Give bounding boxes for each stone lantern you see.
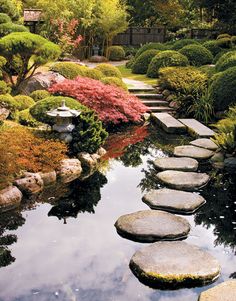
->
[47,100,81,142]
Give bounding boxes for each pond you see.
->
[0,125,235,301]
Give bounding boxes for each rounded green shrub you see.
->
[171,39,200,51]
[30,90,51,102]
[231,36,236,46]
[94,63,122,78]
[135,42,166,59]
[147,50,189,78]
[0,22,28,37]
[215,51,236,72]
[132,49,159,74]
[198,65,216,78]
[0,93,17,118]
[0,80,11,94]
[17,108,40,127]
[210,67,236,111]
[216,38,232,49]
[203,40,223,56]
[0,0,19,21]
[0,13,11,24]
[30,96,88,125]
[213,49,232,64]
[84,68,103,80]
[13,95,35,111]
[217,33,231,40]
[179,44,213,66]
[107,46,125,61]
[101,77,127,90]
[50,62,88,79]
[126,57,135,69]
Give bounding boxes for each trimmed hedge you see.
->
[213,49,232,64]
[107,46,125,61]
[179,44,213,66]
[217,34,231,40]
[0,93,17,118]
[0,80,11,94]
[50,62,88,79]
[13,95,35,111]
[210,67,236,111]
[84,68,103,80]
[198,65,216,78]
[94,63,122,78]
[17,108,40,127]
[135,42,166,58]
[131,49,159,74]
[215,51,236,72]
[101,77,127,90]
[171,39,200,51]
[147,50,189,78]
[216,38,232,49]
[30,90,51,102]
[203,40,223,56]
[231,36,236,46]
[0,13,11,24]
[126,57,135,69]
[0,22,28,37]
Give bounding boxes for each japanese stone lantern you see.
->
[47,100,81,142]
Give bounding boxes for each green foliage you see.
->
[198,65,216,78]
[217,34,231,40]
[0,94,17,118]
[179,44,213,66]
[125,57,135,69]
[30,96,88,125]
[210,67,236,111]
[17,108,40,127]
[30,90,51,102]
[132,49,159,74]
[0,23,28,38]
[171,39,200,51]
[0,32,61,91]
[84,68,103,80]
[101,76,127,90]
[0,0,19,21]
[107,46,125,61]
[50,62,88,79]
[147,50,189,78]
[94,63,122,78]
[0,13,11,24]
[215,51,236,72]
[0,81,11,94]
[216,38,232,49]
[203,40,223,56]
[135,42,166,59]
[231,36,236,46]
[13,95,35,111]
[70,111,108,154]
[212,49,232,64]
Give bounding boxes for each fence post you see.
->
[129,27,133,46]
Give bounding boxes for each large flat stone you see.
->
[154,157,198,171]
[152,113,186,134]
[143,188,206,214]
[174,145,214,160]
[190,138,218,151]
[199,280,236,301]
[115,210,190,242]
[130,241,220,289]
[179,119,215,138]
[156,170,210,191]
[0,186,22,212]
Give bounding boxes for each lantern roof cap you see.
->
[47,100,81,118]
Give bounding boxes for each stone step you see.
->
[151,113,186,134]
[141,100,169,107]
[179,119,215,138]
[150,107,175,113]
[128,87,155,93]
[135,93,163,99]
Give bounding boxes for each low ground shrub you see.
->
[94,63,122,78]
[135,42,166,59]
[171,39,200,51]
[131,49,159,74]
[147,50,189,78]
[203,40,223,56]
[0,126,68,189]
[215,51,236,72]
[0,22,28,37]
[50,62,88,79]
[30,90,51,102]
[0,80,11,94]
[13,95,35,111]
[210,66,236,111]
[30,96,88,125]
[179,44,213,66]
[49,77,148,126]
[0,13,11,24]
[217,34,231,40]
[101,77,127,90]
[107,46,125,61]
[17,108,40,127]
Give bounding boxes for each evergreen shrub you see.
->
[107,46,125,61]
[215,51,236,72]
[94,63,122,78]
[131,49,159,74]
[101,77,127,90]
[13,95,35,111]
[171,39,200,50]
[135,42,166,58]
[30,90,51,102]
[179,44,213,66]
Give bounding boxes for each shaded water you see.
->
[0,125,235,301]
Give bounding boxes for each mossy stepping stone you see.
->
[130,241,220,289]
[115,210,190,242]
[143,188,206,214]
[156,170,210,191]
[174,145,214,160]
[190,138,218,151]
[199,280,236,301]
[154,157,198,171]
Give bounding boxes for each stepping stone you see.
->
[190,138,218,151]
[130,241,220,289]
[156,170,210,191]
[174,145,214,160]
[114,210,190,242]
[143,188,206,214]
[152,113,186,134]
[199,280,236,301]
[154,157,198,172]
[179,119,215,138]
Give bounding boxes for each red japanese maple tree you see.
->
[49,77,148,125]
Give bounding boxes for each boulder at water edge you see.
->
[0,186,22,212]
[199,280,236,301]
